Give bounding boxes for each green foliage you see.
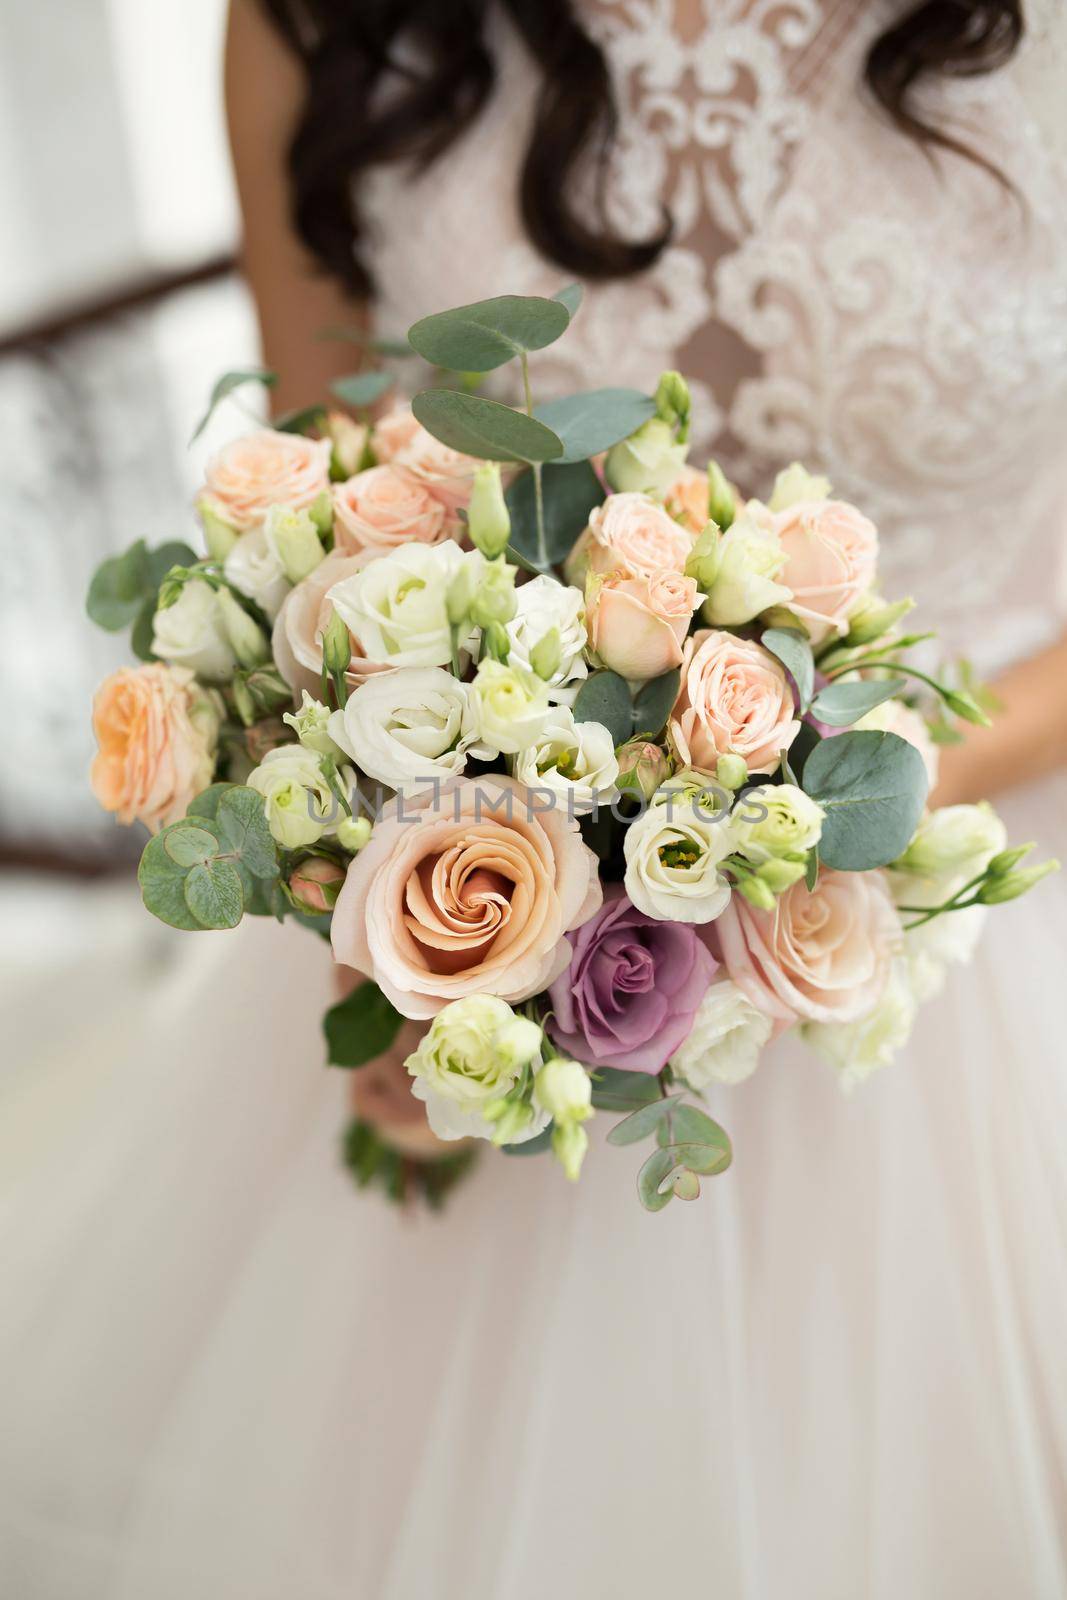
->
[273,404,328,435]
[505,460,604,571]
[632,669,681,738]
[809,677,908,727]
[407,293,571,373]
[411,389,564,464]
[573,668,681,747]
[552,283,584,320]
[190,367,277,443]
[761,626,814,712]
[323,981,404,1069]
[606,1093,684,1146]
[341,1117,478,1210]
[532,387,655,463]
[500,1124,555,1156]
[331,370,394,408]
[137,785,279,931]
[590,1067,665,1113]
[802,729,928,870]
[86,539,197,637]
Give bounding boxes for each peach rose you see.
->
[394,425,482,514]
[272,551,394,701]
[713,869,901,1027]
[372,405,422,464]
[670,629,800,776]
[332,464,452,557]
[198,430,331,533]
[332,776,602,1019]
[773,498,878,643]
[587,569,699,681]
[90,663,221,833]
[664,466,710,535]
[569,492,694,585]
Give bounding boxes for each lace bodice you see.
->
[361,0,1067,672]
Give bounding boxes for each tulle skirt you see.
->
[2,770,1066,1599]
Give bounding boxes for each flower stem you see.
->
[520,350,548,569]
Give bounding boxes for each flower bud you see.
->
[337,814,372,853]
[534,1057,593,1124]
[684,520,723,590]
[283,690,344,756]
[216,587,271,669]
[976,858,1059,904]
[321,607,352,675]
[551,1120,589,1182]
[481,621,512,664]
[469,559,518,628]
[287,855,346,914]
[755,856,807,893]
[716,753,748,791]
[736,874,777,911]
[767,462,832,512]
[615,739,671,801]
[264,504,324,584]
[986,842,1035,877]
[467,462,512,559]
[842,595,915,648]
[605,417,688,496]
[484,1096,535,1147]
[308,489,334,538]
[232,663,295,726]
[197,498,239,561]
[529,625,562,682]
[706,461,736,532]
[942,688,992,728]
[446,562,478,628]
[497,1015,544,1071]
[324,411,369,478]
[654,369,691,435]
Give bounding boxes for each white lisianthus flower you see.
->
[513,708,618,814]
[404,996,547,1142]
[152,579,237,683]
[505,575,588,702]
[854,698,940,787]
[326,540,476,669]
[224,524,292,622]
[694,507,793,627]
[902,902,988,1001]
[623,783,734,923]
[283,690,344,757]
[731,783,824,864]
[329,666,476,791]
[768,462,833,511]
[803,961,917,1091]
[670,979,773,1087]
[247,745,354,849]
[604,417,689,496]
[896,802,1007,885]
[468,659,554,757]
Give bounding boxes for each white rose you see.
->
[896,802,1007,885]
[151,579,237,683]
[247,745,354,850]
[623,785,734,923]
[468,659,553,757]
[854,699,939,787]
[326,541,475,670]
[803,961,917,1091]
[224,525,292,622]
[505,575,589,702]
[698,507,792,627]
[329,667,476,792]
[405,996,547,1142]
[512,708,618,815]
[670,979,773,1087]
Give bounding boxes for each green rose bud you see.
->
[264,504,325,584]
[287,854,346,914]
[467,462,512,559]
[615,739,671,801]
[216,586,271,669]
[706,461,736,532]
[321,607,352,675]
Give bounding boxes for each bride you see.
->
[3,1,1066,1594]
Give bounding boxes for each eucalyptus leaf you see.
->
[500,1124,555,1157]
[407,294,570,373]
[162,824,221,868]
[590,1068,664,1113]
[215,786,279,880]
[323,981,404,1069]
[532,387,655,463]
[809,677,908,727]
[607,1093,683,1147]
[138,829,204,932]
[571,671,633,747]
[186,783,234,822]
[274,404,328,435]
[802,729,928,870]
[662,1103,730,1150]
[184,859,244,930]
[632,669,680,738]
[130,597,157,660]
[657,1139,733,1177]
[637,1147,678,1212]
[762,627,815,712]
[505,459,604,570]
[412,389,563,464]
[553,283,584,320]
[331,370,394,408]
[805,847,819,892]
[672,1168,701,1201]
[190,367,276,443]
[86,541,150,631]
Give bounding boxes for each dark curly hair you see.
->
[259,0,1026,296]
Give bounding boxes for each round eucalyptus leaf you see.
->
[553,283,584,320]
[637,1147,679,1211]
[138,830,203,932]
[501,1124,555,1157]
[533,388,656,463]
[809,677,908,727]
[162,825,221,868]
[505,460,604,570]
[802,729,929,870]
[663,1103,731,1152]
[183,859,244,930]
[407,294,570,373]
[590,1067,665,1113]
[331,370,394,408]
[411,389,564,464]
[761,627,815,711]
[571,670,634,747]
[672,1168,701,1201]
[658,1140,733,1178]
[323,980,404,1069]
[607,1093,683,1147]
[632,669,681,738]
[86,541,150,631]
[215,786,279,880]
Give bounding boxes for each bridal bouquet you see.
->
[87,288,1055,1210]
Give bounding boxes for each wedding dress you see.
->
[3,2,1067,1595]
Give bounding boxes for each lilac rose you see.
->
[547,891,718,1075]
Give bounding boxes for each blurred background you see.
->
[0,0,259,872]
